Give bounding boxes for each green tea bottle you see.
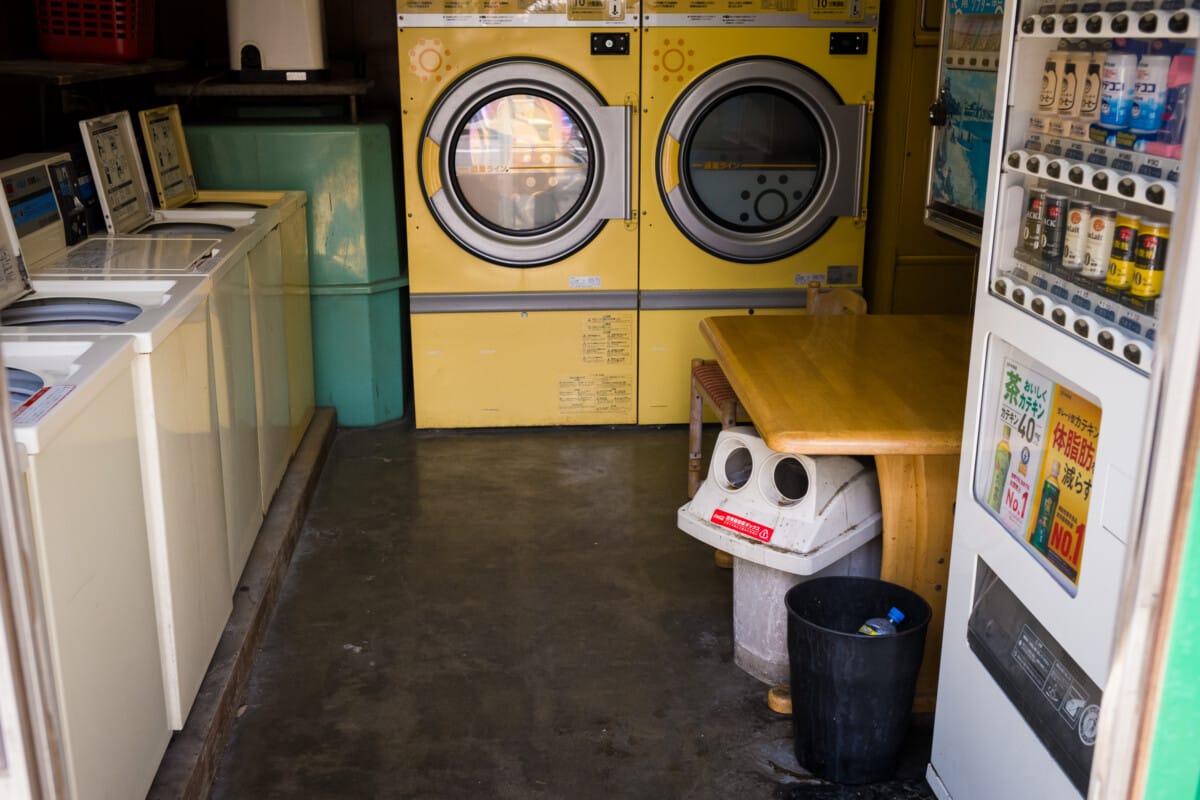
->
[986,424,1013,512]
[1030,461,1062,554]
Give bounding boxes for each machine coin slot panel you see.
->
[591,33,629,56]
[967,561,1100,796]
[828,32,868,55]
[48,160,88,246]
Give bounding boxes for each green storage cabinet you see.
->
[186,122,407,425]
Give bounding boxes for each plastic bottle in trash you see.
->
[858,607,906,636]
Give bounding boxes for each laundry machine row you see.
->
[80,109,314,471]
[0,194,172,799]
[396,0,880,428]
[0,142,311,799]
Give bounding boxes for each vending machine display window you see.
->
[973,336,1102,595]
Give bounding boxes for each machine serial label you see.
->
[711,508,774,542]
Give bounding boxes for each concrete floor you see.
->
[209,424,934,799]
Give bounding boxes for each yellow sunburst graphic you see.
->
[651,38,695,83]
[408,39,453,83]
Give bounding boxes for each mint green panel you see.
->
[1144,461,1200,800]
[310,284,407,426]
[185,123,402,287]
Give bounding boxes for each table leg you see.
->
[874,453,960,714]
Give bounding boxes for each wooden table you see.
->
[701,313,973,712]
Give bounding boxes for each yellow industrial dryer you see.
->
[638,1,880,423]
[398,1,640,428]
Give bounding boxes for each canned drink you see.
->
[1042,52,1068,111]
[1022,188,1048,255]
[1131,55,1171,133]
[1101,52,1138,128]
[1130,221,1169,298]
[1080,51,1105,120]
[1061,200,1092,270]
[1106,213,1141,289]
[1042,193,1069,260]
[1081,206,1117,279]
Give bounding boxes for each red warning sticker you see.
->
[12,385,75,426]
[710,508,774,543]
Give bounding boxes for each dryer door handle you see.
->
[825,103,868,219]
[589,104,632,221]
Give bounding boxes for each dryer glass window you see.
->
[684,90,824,232]
[452,94,592,235]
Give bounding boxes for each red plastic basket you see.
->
[35,0,155,63]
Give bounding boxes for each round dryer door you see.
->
[420,59,631,267]
[658,58,867,263]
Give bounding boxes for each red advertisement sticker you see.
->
[710,508,773,543]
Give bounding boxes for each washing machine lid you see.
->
[658,58,867,264]
[0,185,34,311]
[27,237,218,278]
[420,59,631,268]
[79,111,159,236]
[138,104,203,211]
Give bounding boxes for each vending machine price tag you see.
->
[1136,157,1166,180]
[1085,145,1109,168]
[1117,316,1142,335]
[1111,154,1135,173]
[1070,293,1092,311]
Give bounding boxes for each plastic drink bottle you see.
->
[986,424,1013,512]
[1030,461,1062,554]
[859,607,905,636]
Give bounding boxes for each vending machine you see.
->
[927,1,1199,798]
[926,0,1008,245]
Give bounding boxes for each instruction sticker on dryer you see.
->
[558,375,633,414]
[582,314,632,365]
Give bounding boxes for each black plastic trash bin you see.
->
[785,576,932,784]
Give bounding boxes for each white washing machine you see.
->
[3,333,169,800]
[0,187,231,729]
[4,158,270,594]
[78,120,296,525]
[136,104,312,455]
[31,232,269,591]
